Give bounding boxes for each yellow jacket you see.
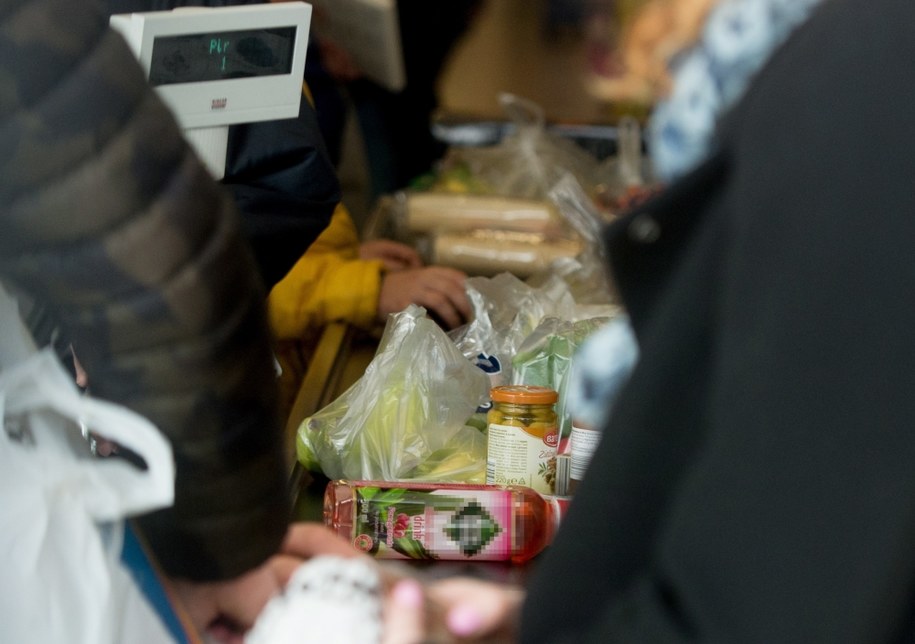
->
[267,203,384,339]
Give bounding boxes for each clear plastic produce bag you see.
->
[297,305,491,483]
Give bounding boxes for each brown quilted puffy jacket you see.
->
[0,0,288,581]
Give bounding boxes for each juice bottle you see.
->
[324,480,568,563]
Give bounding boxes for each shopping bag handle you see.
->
[0,349,175,520]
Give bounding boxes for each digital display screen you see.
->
[149,26,296,86]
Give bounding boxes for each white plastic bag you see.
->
[0,284,177,644]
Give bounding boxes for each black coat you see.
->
[523,0,915,641]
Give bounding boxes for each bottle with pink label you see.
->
[324,480,567,563]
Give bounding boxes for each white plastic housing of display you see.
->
[110,3,311,178]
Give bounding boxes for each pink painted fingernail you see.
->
[447,605,485,636]
[392,579,424,608]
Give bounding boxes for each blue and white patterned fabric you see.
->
[650,0,823,181]
[567,314,639,429]
[569,0,823,432]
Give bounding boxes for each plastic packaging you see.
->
[598,116,661,214]
[297,305,490,483]
[405,192,563,236]
[431,230,583,278]
[450,271,618,392]
[246,556,384,644]
[449,272,578,389]
[486,385,559,495]
[512,315,612,441]
[362,94,614,281]
[435,93,604,201]
[324,480,567,563]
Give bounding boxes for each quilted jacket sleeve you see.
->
[0,0,288,581]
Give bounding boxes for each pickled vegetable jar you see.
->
[486,385,559,495]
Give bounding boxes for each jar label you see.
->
[570,425,601,480]
[351,487,513,561]
[486,422,558,494]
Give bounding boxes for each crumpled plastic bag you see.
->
[450,271,619,387]
[435,93,604,201]
[528,172,619,304]
[297,305,490,483]
[449,272,576,388]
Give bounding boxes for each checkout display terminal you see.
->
[110,2,312,179]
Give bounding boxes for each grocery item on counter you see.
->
[512,315,613,440]
[297,305,489,483]
[404,192,565,237]
[324,480,568,563]
[431,230,583,278]
[434,94,606,203]
[554,453,572,496]
[486,385,559,495]
[568,419,601,494]
[450,272,583,393]
[358,94,618,282]
[512,317,611,391]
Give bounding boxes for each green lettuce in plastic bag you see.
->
[297,305,490,483]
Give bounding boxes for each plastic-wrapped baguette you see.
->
[431,231,582,277]
[405,193,563,236]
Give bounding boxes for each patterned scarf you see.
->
[569,0,824,431]
[649,0,823,181]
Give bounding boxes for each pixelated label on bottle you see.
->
[351,487,513,561]
[486,423,558,495]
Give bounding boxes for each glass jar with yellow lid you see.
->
[486,385,559,495]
